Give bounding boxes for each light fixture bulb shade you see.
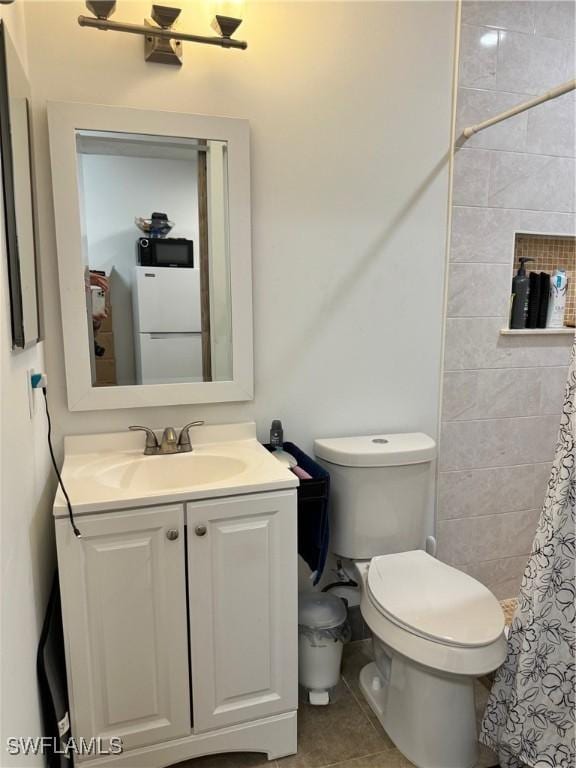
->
[85,0,116,19]
[208,0,245,23]
[211,14,242,38]
[150,4,182,28]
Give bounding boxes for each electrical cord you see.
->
[42,387,82,538]
[322,578,358,593]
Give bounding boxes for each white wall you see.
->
[0,6,55,766]
[81,152,199,384]
[26,1,457,455]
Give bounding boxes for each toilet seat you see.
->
[367,550,504,648]
[356,555,507,676]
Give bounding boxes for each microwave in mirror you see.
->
[138,237,194,268]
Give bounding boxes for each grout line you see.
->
[445,366,571,374]
[438,507,541,524]
[459,21,575,46]
[439,460,553,474]
[448,548,536,560]
[441,465,554,472]
[458,85,545,99]
[451,552,532,567]
[446,364,569,373]
[455,145,576,162]
[450,202,576,215]
[318,750,398,768]
[449,260,516,265]
[452,203,575,214]
[341,667,397,754]
[442,413,562,424]
[451,204,576,217]
[446,315,574,320]
[340,676,372,725]
[444,366,570,373]
[441,412,562,423]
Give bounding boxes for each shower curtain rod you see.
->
[462,78,575,138]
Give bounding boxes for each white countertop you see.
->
[53,422,298,516]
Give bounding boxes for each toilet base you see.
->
[359,657,479,768]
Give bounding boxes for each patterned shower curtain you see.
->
[480,341,575,768]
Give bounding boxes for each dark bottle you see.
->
[269,420,284,450]
[510,257,534,329]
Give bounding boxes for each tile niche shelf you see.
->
[500,327,575,336]
[504,233,576,337]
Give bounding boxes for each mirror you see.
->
[0,21,39,349]
[76,131,232,388]
[48,103,252,411]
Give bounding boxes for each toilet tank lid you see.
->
[314,432,436,467]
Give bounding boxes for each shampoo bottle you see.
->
[546,269,568,329]
[510,257,534,329]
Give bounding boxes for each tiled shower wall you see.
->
[436,0,575,599]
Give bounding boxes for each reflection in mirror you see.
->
[75,130,232,387]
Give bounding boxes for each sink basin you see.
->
[54,422,299,515]
[95,453,248,492]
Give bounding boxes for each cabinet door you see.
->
[56,505,190,753]
[187,491,298,732]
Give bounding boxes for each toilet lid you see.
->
[367,551,504,648]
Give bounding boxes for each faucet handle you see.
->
[178,421,204,450]
[129,426,159,454]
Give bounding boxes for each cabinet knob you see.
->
[166,528,179,541]
[195,524,207,537]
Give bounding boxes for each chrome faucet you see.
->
[160,427,178,453]
[129,422,204,455]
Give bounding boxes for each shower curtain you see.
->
[480,342,575,768]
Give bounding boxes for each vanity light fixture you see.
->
[78,1,247,67]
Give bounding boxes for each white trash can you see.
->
[298,592,351,705]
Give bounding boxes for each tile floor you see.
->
[175,641,499,768]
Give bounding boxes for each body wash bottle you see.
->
[546,269,568,329]
[510,257,534,329]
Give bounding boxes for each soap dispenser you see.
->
[510,257,534,329]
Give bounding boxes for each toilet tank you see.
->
[314,433,436,560]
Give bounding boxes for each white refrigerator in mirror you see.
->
[133,266,203,384]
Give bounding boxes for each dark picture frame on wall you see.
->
[0,19,39,349]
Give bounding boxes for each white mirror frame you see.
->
[47,101,253,411]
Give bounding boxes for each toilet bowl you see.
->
[313,433,507,768]
[354,553,506,768]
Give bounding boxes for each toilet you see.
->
[314,433,507,768]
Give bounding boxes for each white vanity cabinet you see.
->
[55,487,298,766]
[55,504,191,752]
[187,492,298,733]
